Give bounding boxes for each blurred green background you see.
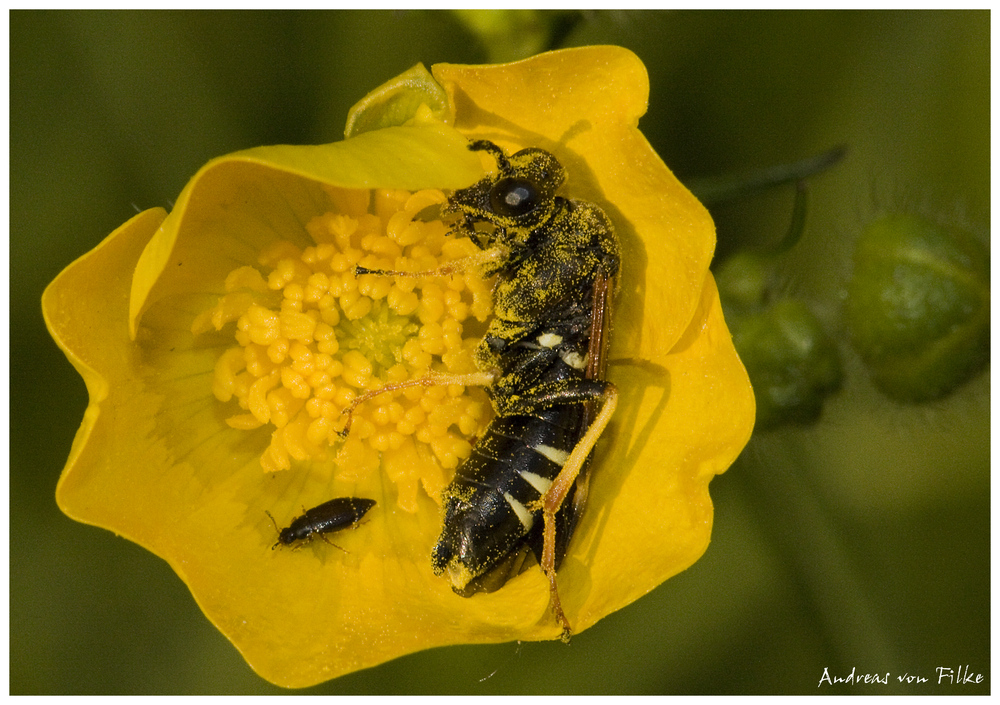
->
[11,10,989,694]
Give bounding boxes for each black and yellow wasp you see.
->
[348,139,620,638]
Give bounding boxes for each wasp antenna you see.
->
[468,140,511,171]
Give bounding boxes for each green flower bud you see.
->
[731,299,843,431]
[846,213,989,402]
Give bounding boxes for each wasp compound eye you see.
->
[490,177,540,218]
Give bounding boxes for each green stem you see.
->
[687,146,847,205]
[732,440,907,691]
[772,179,810,254]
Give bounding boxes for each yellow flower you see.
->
[43,46,754,688]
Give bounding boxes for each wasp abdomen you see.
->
[431,405,589,594]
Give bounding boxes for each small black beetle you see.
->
[266,497,376,551]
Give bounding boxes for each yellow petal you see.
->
[43,207,166,524]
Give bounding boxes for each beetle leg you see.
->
[316,534,349,553]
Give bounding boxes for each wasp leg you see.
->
[355,245,508,279]
[538,383,619,642]
[338,371,495,438]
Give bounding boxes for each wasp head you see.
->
[447,141,566,247]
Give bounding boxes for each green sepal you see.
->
[345,63,452,139]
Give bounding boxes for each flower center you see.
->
[192,187,493,511]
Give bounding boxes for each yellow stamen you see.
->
[194,187,491,510]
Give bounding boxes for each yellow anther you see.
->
[305,397,326,418]
[328,252,351,274]
[361,233,403,260]
[261,440,290,474]
[226,413,264,430]
[317,296,340,326]
[244,343,275,378]
[266,338,289,364]
[370,404,392,427]
[304,272,330,302]
[374,189,410,221]
[259,241,302,267]
[280,367,311,400]
[306,416,332,446]
[357,273,393,300]
[283,283,304,303]
[306,370,331,389]
[325,214,359,244]
[334,387,355,408]
[324,359,344,379]
[268,258,308,290]
[386,211,423,247]
[209,291,253,331]
[248,370,280,424]
[281,415,314,461]
[387,285,419,316]
[338,288,363,314]
[418,295,446,327]
[419,321,445,355]
[241,304,280,346]
[431,435,472,469]
[386,401,405,423]
[351,417,376,440]
[280,310,317,343]
[225,265,269,293]
[441,237,479,260]
[313,383,337,400]
[369,431,392,452]
[403,406,426,427]
[344,298,373,321]
[458,407,483,436]
[404,188,446,213]
[342,350,373,377]
[446,300,470,323]
[212,347,246,403]
[313,352,333,370]
[386,364,410,384]
[288,342,315,375]
[267,387,301,429]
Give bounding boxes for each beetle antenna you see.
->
[264,510,282,550]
